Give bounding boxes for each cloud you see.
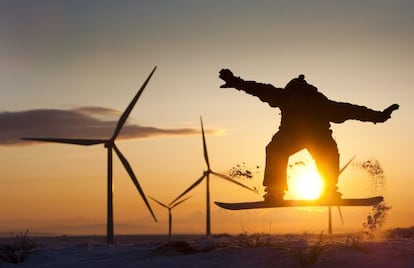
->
[0,107,210,146]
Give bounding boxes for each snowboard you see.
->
[215,196,383,210]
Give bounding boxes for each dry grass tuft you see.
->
[275,233,340,267]
[150,240,198,256]
[231,232,276,248]
[0,229,36,263]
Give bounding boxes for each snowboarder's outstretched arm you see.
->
[219,69,284,107]
[327,101,399,124]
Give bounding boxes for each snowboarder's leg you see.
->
[263,132,301,202]
[307,133,341,200]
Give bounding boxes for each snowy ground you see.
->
[1,233,414,268]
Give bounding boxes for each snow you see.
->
[1,234,414,268]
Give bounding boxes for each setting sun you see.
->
[287,159,324,200]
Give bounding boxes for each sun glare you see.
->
[287,160,324,200]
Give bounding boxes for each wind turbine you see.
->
[149,196,191,240]
[22,67,158,244]
[328,155,356,234]
[170,117,257,236]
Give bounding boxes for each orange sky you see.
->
[0,1,413,236]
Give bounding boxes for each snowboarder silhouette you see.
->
[219,69,399,202]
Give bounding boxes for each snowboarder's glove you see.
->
[219,69,242,88]
[375,104,399,123]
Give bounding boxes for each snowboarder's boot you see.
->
[319,187,342,202]
[263,187,285,203]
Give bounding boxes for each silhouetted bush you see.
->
[0,230,36,263]
[385,226,414,239]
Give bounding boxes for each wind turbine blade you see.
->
[111,66,157,140]
[334,156,355,228]
[170,196,191,209]
[200,117,210,170]
[149,196,169,209]
[21,137,106,146]
[169,174,205,206]
[337,206,344,225]
[211,171,258,194]
[112,144,157,222]
[339,155,356,175]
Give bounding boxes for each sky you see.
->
[0,0,413,236]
